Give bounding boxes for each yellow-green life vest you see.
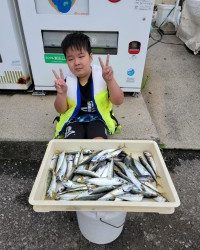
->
[54,65,121,138]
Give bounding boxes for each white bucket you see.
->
[76,211,127,244]
[156,4,181,27]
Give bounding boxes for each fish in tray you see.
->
[46,147,167,202]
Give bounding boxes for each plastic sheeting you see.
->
[176,0,200,54]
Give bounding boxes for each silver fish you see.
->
[58,190,87,200]
[49,154,58,171]
[79,151,84,163]
[98,148,124,162]
[114,166,131,182]
[113,175,129,184]
[89,160,107,172]
[55,151,65,173]
[47,174,57,198]
[143,181,159,193]
[130,185,142,194]
[81,149,94,155]
[75,193,105,200]
[98,183,134,201]
[100,164,110,178]
[57,156,68,181]
[74,170,100,178]
[95,165,108,177]
[88,185,115,195]
[78,150,102,165]
[142,182,167,201]
[47,147,167,203]
[142,184,159,198]
[124,155,132,167]
[154,195,167,203]
[74,152,81,166]
[64,154,74,180]
[121,163,144,191]
[86,177,127,186]
[91,149,116,162]
[72,164,87,181]
[46,170,53,193]
[76,176,91,183]
[132,158,152,177]
[114,197,123,201]
[138,176,154,183]
[62,180,87,189]
[59,190,99,201]
[72,175,82,182]
[143,151,157,175]
[59,186,91,193]
[88,161,95,171]
[139,156,157,182]
[76,164,87,171]
[55,181,65,193]
[117,193,144,202]
[107,158,114,178]
[114,161,127,175]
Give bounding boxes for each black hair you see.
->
[61,32,92,56]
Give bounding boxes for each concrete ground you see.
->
[143,34,200,149]
[2,35,160,143]
[0,93,158,142]
[0,142,199,249]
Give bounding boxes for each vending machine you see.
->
[17,0,154,92]
[0,0,31,90]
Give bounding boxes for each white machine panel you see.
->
[0,0,31,90]
[17,0,154,92]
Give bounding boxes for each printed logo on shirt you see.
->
[65,126,75,138]
[81,101,95,113]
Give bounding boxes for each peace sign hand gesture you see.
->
[52,68,68,94]
[98,54,114,84]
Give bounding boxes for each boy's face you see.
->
[65,47,92,79]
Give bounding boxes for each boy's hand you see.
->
[98,54,114,84]
[52,68,67,94]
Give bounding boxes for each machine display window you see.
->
[34,0,89,15]
[42,30,118,55]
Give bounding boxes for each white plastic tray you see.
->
[29,139,180,214]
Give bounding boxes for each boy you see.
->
[53,32,124,139]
